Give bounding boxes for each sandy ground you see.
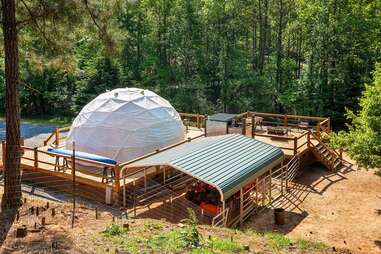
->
[246,157,381,254]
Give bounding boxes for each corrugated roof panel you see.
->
[128,134,284,199]
[208,113,237,122]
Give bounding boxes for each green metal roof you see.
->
[208,113,238,123]
[128,134,284,200]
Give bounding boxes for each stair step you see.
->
[334,161,341,169]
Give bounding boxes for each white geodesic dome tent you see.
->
[66,88,185,163]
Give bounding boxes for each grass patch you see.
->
[266,232,292,249]
[295,239,327,250]
[144,220,163,231]
[102,223,129,237]
[100,223,245,254]
[204,236,244,253]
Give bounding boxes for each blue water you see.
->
[0,122,57,141]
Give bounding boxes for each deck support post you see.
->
[196,114,200,129]
[293,137,298,155]
[113,165,121,206]
[239,188,243,227]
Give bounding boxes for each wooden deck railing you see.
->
[179,113,206,129]
[43,127,71,147]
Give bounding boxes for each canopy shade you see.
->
[128,134,284,200]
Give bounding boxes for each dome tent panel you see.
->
[66,88,185,163]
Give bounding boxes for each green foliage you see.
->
[180,208,201,248]
[102,223,129,237]
[330,64,381,170]
[72,57,121,113]
[0,0,380,126]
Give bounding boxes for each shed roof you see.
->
[208,113,238,123]
[128,134,283,200]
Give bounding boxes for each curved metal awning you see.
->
[127,134,284,200]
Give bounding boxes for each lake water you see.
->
[0,122,57,141]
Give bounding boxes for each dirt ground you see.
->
[246,156,381,254]
[0,153,380,253]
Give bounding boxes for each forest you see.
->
[0,0,381,130]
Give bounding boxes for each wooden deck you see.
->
[0,111,330,206]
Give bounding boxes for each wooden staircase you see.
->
[308,132,343,171]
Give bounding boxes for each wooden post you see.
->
[34,147,38,170]
[242,118,246,136]
[255,178,258,203]
[281,166,284,195]
[114,165,121,193]
[284,114,288,127]
[293,136,298,155]
[269,169,273,204]
[222,200,226,226]
[239,188,243,227]
[144,168,147,193]
[55,129,59,147]
[251,114,255,139]
[327,117,331,133]
[196,114,200,128]
[71,142,76,228]
[316,123,321,139]
[307,132,311,148]
[204,114,208,137]
[133,180,136,217]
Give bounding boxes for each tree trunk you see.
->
[1,0,22,209]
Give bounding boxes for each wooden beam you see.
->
[240,188,243,227]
